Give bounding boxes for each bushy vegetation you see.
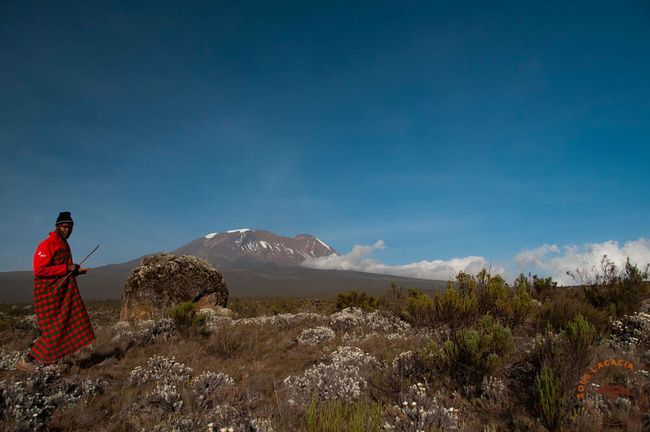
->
[1,256,649,431]
[335,290,381,312]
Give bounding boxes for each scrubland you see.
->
[1,256,649,431]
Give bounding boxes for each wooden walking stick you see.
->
[54,244,100,292]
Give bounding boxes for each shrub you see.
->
[163,302,214,338]
[531,275,558,301]
[283,346,378,405]
[476,274,514,323]
[451,271,477,296]
[336,290,381,312]
[535,365,565,432]
[435,314,513,387]
[192,312,211,338]
[562,314,596,353]
[403,292,435,327]
[298,326,336,345]
[383,383,459,431]
[379,281,406,318]
[570,256,650,317]
[437,288,478,328]
[438,270,536,329]
[165,302,197,328]
[509,288,536,328]
[528,325,596,432]
[534,289,608,334]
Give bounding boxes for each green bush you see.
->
[164,302,211,338]
[451,270,477,296]
[191,312,211,338]
[438,314,513,385]
[336,290,381,312]
[562,314,597,352]
[434,288,478,327]
[443,270,537,329]
[476,273,517,325]
[403,269,538,329]
[164,302,196,328]
[529,323,596,432]
[509,289,536,328]
[535,365,565,432]
[403,291,435,327]
[531,275,558,301]
[534,290,609,334]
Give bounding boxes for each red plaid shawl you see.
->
[30,232,95,363]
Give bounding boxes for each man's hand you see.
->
[78,268,88,275]
[67,264,80,273]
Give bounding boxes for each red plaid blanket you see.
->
[30,233,95,363]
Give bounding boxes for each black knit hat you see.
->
[56,211,74,225]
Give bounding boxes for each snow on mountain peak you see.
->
[205,233,218,239]
[227,228,251,234]
[315,237,333,251]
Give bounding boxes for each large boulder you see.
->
[120,253,228,322]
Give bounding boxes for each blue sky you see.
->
[1,1,649,284]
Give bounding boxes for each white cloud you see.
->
[302,239,505,281]
[514,238,650,285]
[302,237,650,286]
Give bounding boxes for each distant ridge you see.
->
[0,229,448,303]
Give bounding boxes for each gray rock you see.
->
[120,253,228,322]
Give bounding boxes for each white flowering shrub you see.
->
[330,307,411,334]
[0,350,23,371]
[297,326,335,345]
[607,311,650,352]
[196,308,235,333]
[129,355,238,418]
[283,346,378,405]
[206,403,248,431]
[330,307,366,331]
[0,364,106,431]
[384,383,459,432]
[392,350,416,380]
[112,318,175,344]
[270,312,326,330]
[130,355,193,387]
[192,371,235,410]
[129,355,194,413]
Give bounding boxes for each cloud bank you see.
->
[303,238,650,286]
[302,240,505,282]
[514,237,650,285]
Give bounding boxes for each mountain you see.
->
[172,229,339,268]
[0,229,448,303]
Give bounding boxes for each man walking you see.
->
[16,211,95,373]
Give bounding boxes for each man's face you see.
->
[55,223,73,240]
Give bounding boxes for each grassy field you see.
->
[1,261,649,431]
